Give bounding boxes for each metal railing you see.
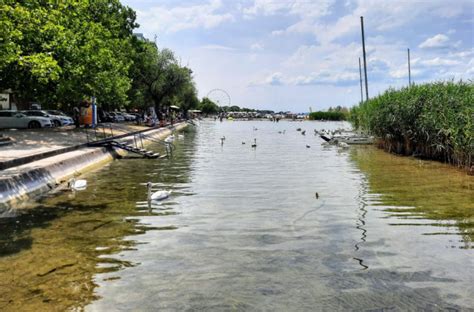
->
[85,124,176,158]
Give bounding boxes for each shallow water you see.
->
[0,120,472,311]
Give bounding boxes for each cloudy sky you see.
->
[122,0,473,112]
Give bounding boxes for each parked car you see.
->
[121,112,136,121]
[108,112,125,122]
[99,112,114,123]
[22,110,69,127]
[46,110,74,126]
[0,110,52,129]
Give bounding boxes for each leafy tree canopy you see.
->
[0,0,199,113]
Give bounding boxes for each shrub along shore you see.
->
[350,81,473,172]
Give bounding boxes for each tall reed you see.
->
[350,81,473,170]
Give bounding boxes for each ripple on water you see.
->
[0,121,472,311]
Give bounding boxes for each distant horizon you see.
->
[124,0,473,112]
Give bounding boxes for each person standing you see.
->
[73,106,80,128]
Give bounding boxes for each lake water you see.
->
[0,120,472,311]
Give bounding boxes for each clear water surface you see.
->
[0,120,472,311]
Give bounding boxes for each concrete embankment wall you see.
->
[0,123,187,209]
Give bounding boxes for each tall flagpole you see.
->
[359,57,364,103]
[360,16,369,101]
[408,48,412,86]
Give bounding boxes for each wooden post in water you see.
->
[358,57,363,104]
[407,48,412,86]
[360,16,369,101]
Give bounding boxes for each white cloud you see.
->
[265,72,284,85]
[389,69,407,79]
[138,0,233,34]
[292,71,359,85]
[419,34,449,49]
[125,0,474,111]
[243,0,334,18]
[251,68,360,87]
[389,68,423,79]
[201,44,235,51]
[421,57,460,66]
[271,30,284,36]
[250,43,264,51]
[268,0,471,45]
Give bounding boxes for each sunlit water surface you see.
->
[0,120,472,311]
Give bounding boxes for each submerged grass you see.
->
[350,81,473,170]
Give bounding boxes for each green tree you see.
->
[0,0,137,109]
[199,97,219,115]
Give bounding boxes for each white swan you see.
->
[69,178,87,191]
[338,142,350,149]
[147,182,171,201]
[164,135,174,143]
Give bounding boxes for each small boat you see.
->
[341,136,374,145]
[319,134,374,145]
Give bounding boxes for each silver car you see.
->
[22,110,71,127]
[0,110,52,129]
[46,110,74,126]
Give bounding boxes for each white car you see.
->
[22,110,71,127]
[0,110,53,129]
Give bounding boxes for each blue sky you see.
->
[122,0,473,112]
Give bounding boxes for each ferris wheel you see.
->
[206,89,231,107]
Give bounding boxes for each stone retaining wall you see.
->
[0,123,188,210]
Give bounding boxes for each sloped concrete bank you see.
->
[0,123,188,210]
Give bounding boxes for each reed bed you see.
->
[309,111,346,121]
[350,81,473,170]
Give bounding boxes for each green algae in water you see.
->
[350,146,474,245]
[0,130,193,311]
[1,122,473,311]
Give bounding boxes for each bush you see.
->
[350,81,473,169]
[309,111,346,121]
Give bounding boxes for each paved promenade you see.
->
[0,124,147,164]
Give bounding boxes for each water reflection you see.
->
[89,120,472,311]
[353,176,368,269]
[1,121,473,311]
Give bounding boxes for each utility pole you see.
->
[358,57,363,104]
[407,48,412,86]
[360,16,369,101]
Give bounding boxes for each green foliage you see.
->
[350,81,473,169]
[308,111,346,121]
[0,0,199,113]
[199,97,219,114]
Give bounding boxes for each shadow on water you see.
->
[0,128,196,311]
[350,146,474,247]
